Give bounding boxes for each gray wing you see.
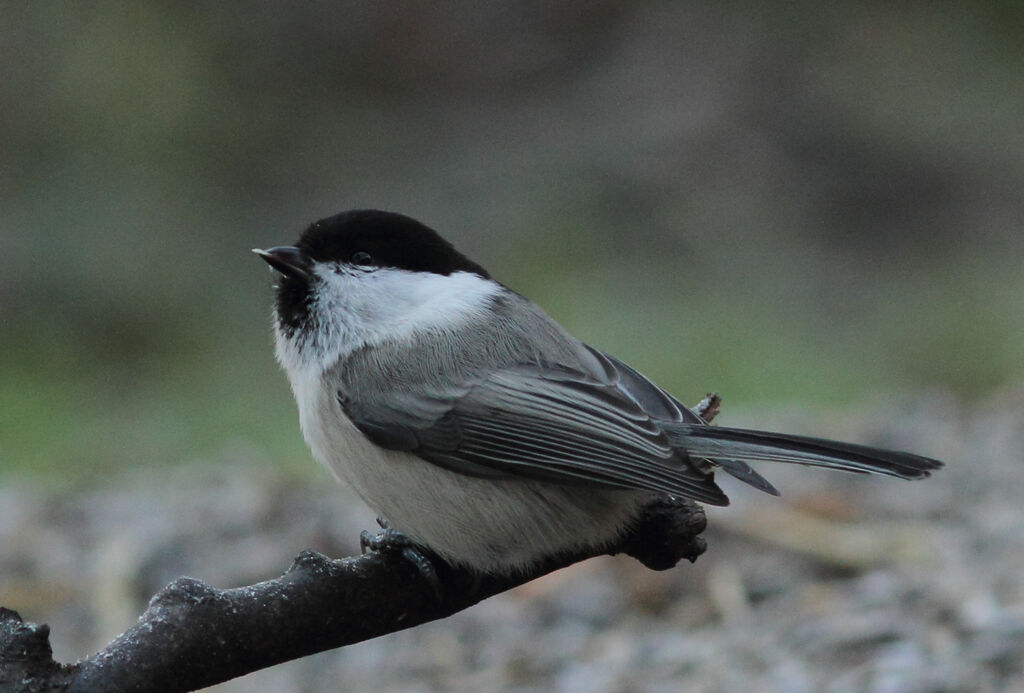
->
[586,346,779,494]
[341,357,730,505]
[579,345,701,424]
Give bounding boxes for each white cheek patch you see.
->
[354,268,501,345]
[274,267,501,378]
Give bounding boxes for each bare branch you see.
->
[1,496,706,693]
[693,392,722,423]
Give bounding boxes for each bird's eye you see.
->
[350,251,374,266]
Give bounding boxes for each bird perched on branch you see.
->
[255,209,941,575]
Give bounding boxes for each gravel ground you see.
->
[2,387,1022,692]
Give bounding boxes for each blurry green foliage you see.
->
[2,2,1022,482]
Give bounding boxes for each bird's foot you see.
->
[360,517,442,600]
[618,495,707,570]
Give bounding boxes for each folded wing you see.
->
[341,362,731,505]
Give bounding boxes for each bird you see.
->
[254,209,942,575]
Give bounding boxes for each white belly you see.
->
[295,375,641,573]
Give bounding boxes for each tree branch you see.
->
[0,496,706,693]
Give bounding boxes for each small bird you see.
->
[255,209,942,575]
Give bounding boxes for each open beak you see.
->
[253,246,313,281]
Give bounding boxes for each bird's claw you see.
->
[360,517,442,600]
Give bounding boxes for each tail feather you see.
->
[664,423,942,493]
[714,458,780,496]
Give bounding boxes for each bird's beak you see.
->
[252,246,313,281]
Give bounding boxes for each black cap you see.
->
[297,210,489,278]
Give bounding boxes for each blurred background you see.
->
[1,3,1022,692]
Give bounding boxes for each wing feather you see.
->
[341,362,729,505]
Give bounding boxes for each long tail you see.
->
[663,423,943,496]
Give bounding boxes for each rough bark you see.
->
[0,497,706,693]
